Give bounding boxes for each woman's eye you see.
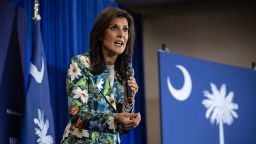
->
[110,25,116,31]
[123,27,129,32]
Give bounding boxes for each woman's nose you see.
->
[117,29,124,37]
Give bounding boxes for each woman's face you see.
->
[102,17,129,57]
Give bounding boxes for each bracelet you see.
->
[124,100,134,109]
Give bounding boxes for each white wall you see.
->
[143,3,256,144]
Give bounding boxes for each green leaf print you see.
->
[74,100,83,107]
[76,78,86,86]
[106,136,113,143]
[91,132,96,141]
[103,79,109,96]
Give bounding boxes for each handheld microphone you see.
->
[124,55,134,103]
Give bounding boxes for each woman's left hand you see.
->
[114,112,141,130]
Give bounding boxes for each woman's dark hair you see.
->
[89,7,135,78]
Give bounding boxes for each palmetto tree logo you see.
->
[34,109,53,144]
[202,83,239,144]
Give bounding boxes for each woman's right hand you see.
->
[113,112,141,130]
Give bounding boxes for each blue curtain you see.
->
[20,0,147,143]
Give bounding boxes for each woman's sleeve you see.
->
[66,56,116,134]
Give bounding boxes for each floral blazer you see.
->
[61,53,134,144]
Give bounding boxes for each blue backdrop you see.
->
[0,0,147,143]
[159,51,256,144]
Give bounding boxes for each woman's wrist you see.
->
[123,100,135,112]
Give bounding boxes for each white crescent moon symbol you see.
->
[30,57,44,83]
[167,65,192,101]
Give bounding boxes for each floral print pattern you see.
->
[68,62,82,81]
[61,53,134,144]
[73,87,89,104]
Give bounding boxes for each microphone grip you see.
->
[124,55,134,103]
[126,71,133,103]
